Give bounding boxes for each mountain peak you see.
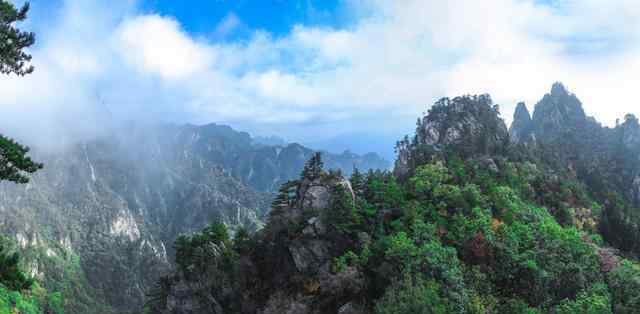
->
[531,82,586,138]
[550,82,569,97]
[513,102,531,122]
[509,102,534,143]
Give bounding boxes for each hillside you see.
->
[0,123,388,313]
[149,84,640,313]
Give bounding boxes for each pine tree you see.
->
[0,238,32,291]
[0,1,35,76]
[0,1,41,183]
[350,166,365,198]
[0,135,42,183]
[301,152,324,180]
[271,180,298,211]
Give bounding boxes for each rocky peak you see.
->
[550,82,569,97]
[156,167,364,314]
[531,82,587,137]
[420,95,508,152]
[509,102,534,144]
[395,94,509,178]
[620,114,640,149]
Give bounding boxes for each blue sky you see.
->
[2,0,640,159]
[140,0,348,39]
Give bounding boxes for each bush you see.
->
[609,260,640,314]
[555,283,612,314]
[375,277,450,314]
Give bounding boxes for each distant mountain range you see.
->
[0,122,389,313]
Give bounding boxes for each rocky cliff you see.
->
[0,123,388,313]
[150,165,367,314]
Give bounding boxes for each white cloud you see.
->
[115,15,213,80]
[1,0,640,154]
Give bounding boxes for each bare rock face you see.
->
[165,280,223,314]
[289,239,331,273]
[302,185,332,211]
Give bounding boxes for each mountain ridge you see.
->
[0,122,389,313]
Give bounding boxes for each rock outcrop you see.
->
[530,82,588,139]
[509,102,534,144]
[395,94,509,178]
[154,171,367,314]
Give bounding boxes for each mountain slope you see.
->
[0,123,388,313]
[150,84,640,314]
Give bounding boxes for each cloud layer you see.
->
[1,0,639,153]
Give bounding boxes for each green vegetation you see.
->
[333,157,617,313]
[155,146,640,313]
[0,0,41,184]
[0,0,35,76]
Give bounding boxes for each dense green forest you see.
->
[148,88,640,313]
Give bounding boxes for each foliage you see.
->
[153,137,640,314]
[174,222,233,272]
[374,276,450,314]
[301,152,323,180]
[0,135,43,183]
[0,0,35,75]
[323,184,359,234]
[555,284,612,314]
[0,241,32,291]
[608,260,640,314]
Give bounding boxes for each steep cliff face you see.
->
[0,134,267,313]
[0,123,388,313]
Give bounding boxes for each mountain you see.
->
[150,83,640,314]
[510,84,640,252]
[0,123,389,313]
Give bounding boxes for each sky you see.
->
[1,0,640,159]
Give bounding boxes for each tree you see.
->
[375,276,450,314]
[0,1,34,76]
[301,152,323,180]
[0,1,41,183]
[271,180,297,211]
[350,166,365,197]
[0,135,42,183]
[0,238,33,291]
